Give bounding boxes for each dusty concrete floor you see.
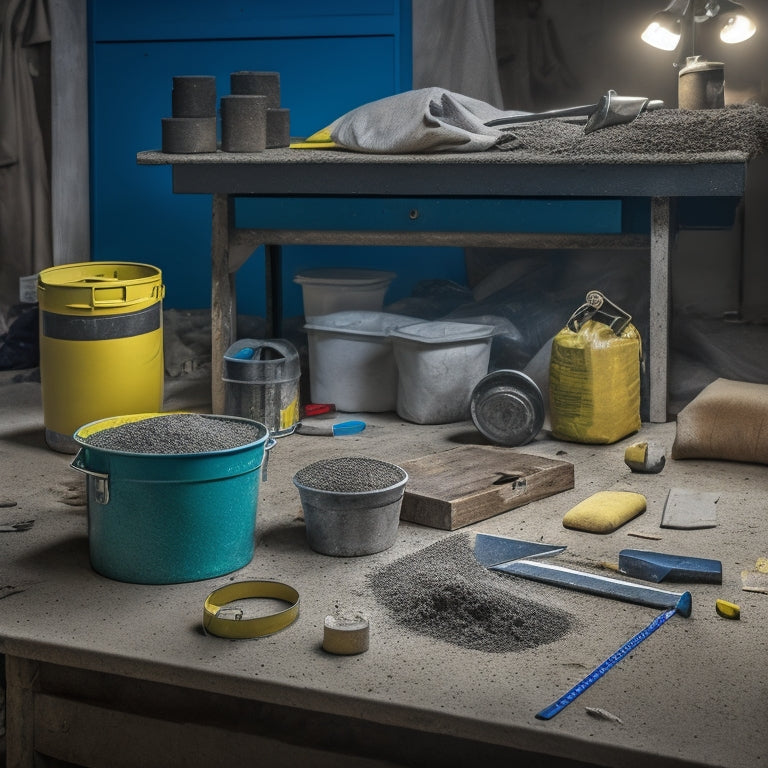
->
[1,359,767,767]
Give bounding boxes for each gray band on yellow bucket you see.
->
[41,303,162,341]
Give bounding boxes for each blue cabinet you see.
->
[89,0,416,313]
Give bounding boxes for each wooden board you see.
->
[399,446,574,530]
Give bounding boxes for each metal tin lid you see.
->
[470,369,544,446]
[679,55,724,75]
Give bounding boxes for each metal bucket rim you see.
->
[292,461,408,498]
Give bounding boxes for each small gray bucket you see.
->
[223,339,300,437]
[293,456,408,557]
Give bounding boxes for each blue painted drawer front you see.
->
[236,197,622,233]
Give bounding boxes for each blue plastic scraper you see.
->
[295,420,366,437]
[618,549,722,584]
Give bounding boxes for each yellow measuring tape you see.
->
[203,581,300,639]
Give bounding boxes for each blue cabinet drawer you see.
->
[236,197,622,234]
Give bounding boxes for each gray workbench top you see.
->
[1,373,766,768]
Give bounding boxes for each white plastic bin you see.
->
[305,311,419,412]
[293,268,396,319]
[390,321,495,424]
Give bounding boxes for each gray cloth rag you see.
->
[328,88,528,153]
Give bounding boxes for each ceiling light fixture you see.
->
[641,0,756,55]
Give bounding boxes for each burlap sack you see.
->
[672,378,768,464]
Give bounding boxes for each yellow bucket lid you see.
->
[38,261,164,315]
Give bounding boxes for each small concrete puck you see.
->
[171,75,217,118]
[266,108,291,148]
[230,70,280,109]
[161,117,217,154]
[322,612,370,655]
[624,441,666,474]
[220,95,267,153]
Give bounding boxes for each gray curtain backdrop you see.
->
[0,0,51,308]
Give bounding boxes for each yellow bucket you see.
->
[37,262,165,453]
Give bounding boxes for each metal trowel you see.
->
[484,89,664,134]
[473,533,692,617]
[473,534,566,567]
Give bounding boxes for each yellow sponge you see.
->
[563,491,647,533]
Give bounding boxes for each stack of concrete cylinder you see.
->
[161,71,290,154]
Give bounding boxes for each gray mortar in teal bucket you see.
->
[71,413,274,584]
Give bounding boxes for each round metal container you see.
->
[470,369,545,446]
[223,338,300,437]
[678,56,724,110]
[293,456,408,557]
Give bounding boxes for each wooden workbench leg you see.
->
[5,656,38,768]
[211,193,237,414]
[264,244,283,338]
[649,196,671,423]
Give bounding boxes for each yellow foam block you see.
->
[562,491,647,534]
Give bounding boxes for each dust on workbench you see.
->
[368,533,574,653]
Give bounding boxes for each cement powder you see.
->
[82,413,263,454]
[294,457,405,492]
[369,533,573,653]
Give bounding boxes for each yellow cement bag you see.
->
[549,291,642,444]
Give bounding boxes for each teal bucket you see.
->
[71,413,273,584]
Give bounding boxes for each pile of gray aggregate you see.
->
[369,533,573,653]
[294,456,406,492]
[497,103,768,162]
[82,413,263,454]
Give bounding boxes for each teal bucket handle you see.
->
[71,450,110,504]
[261,437,277,482]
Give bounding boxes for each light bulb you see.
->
[642,20,683,50]
[720,13,757,43]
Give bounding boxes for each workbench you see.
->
[136,147,748,422]
[1,369,767,768]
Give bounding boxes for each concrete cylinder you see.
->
[161,117,217,154]
[171,75,217,117]
[221,95,267,153]
[267,108,291,148]
[230,70,280,109]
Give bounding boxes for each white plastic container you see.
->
[390,321,495,424]
[293,268,396,319]
[305,311,419,412]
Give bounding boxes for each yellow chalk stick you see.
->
[715,599,740,619]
